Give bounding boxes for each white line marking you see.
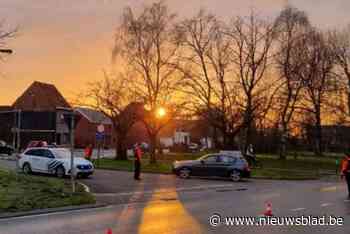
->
[291,208,306,211]
[320,203,332,207]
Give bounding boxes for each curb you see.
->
[78,181,91,193]
[0,203,106,220]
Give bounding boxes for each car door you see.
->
[24,149,43,172]
[215,155,236,177]
[195,155,219,177]
[37,149,55,173]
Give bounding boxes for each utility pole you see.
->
[17,109,21,152]
[70,111,76,193]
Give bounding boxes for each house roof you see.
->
[0,106,13,112]
[12,81,71,111]
[75,107,112,125]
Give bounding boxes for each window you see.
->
[42,149,54,158]
[25,149,43,157]
[204,155,217,163]
[219,155,236,163]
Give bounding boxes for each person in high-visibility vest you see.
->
[341,154,350,198]
[84,144,93,161]
[134,143,142,180]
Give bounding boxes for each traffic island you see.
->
[0,169,95,214]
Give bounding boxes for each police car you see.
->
[18,147,94,178]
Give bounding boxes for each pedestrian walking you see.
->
[84,144,93,161]
[246,144,256,166]
[341,153,350,198]
[134,143,142,180]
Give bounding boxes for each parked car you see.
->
[172,153,250,182]
[18,147,94,178]
[0,141,14,155]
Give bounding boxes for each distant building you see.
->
[0,81,73,149]
[74,107,115,148]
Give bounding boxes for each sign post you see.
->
[70,113,76,193]
[96,124,105,168]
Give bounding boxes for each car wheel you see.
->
[230,170,241,182]
[23,163,32,175]
[80,174,90,179]
[178,168,191,179]
[55,166,65,178]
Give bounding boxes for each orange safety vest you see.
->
[84,147,92,158]
[135,147,142,161]
[341,158,350,175]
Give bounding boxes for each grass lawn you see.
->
[94,158,172,174]
[0,169,95,213]
[95,151,339,180]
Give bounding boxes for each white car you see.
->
[18,147,94,178]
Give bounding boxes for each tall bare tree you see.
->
[298,30,337,155]
[176,10,242,149]
[274,6,311,159]
[113,1,182,163]
[329,26,350,116]
[228,11,277,151]
[81,72,140,160]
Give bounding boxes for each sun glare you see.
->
[156,107,166,118]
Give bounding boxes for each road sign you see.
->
[97,124,105,133]
[96,132,105,141]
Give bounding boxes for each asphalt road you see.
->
[1,169,350,234]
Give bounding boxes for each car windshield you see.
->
[53,149,71,159]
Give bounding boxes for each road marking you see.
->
[291,208,306,211]
[94,184,247,197]
[320,186,337,192]
[320,203,332,207]
[344,199,350,202]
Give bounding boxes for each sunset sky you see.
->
[0,0,350,105]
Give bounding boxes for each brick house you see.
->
[0,81,73,149]
[74,107,115,148]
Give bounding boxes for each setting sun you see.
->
[156,107,166,118]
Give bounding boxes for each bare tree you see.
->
[298,30,337,156]
[176,10,242,149]
[80,72,140,160]
[273,6,311,159]
[113,1,182,163]
[329,26,350,116]
[0,23,16,61]
[228,11,277,152]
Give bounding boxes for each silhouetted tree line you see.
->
[84,2,350,161]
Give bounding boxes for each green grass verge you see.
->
[94,158,172,174]
[94,155,335,180]
[0,169,95,213]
